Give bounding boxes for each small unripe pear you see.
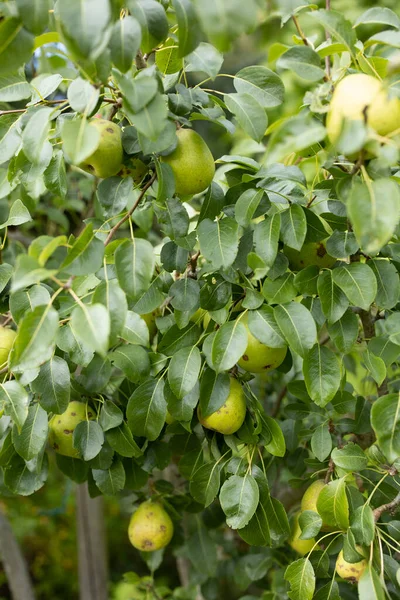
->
[336,546,367,582]
[238,318,287,374]
[289,513,315,555]
[49,401,94,458]
[79,119,123,179]
[327,74,400,143]
[198,377,246,435]
[128,500,173,552]
[283,241,336,271]
[0,326,16,369]
[161,129,215,196]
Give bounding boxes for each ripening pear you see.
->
[79,119,123,178]
[301,480,326,513]
[0,326,16,369]
[128,500,174,552]
[283,240,336,271]
[198,377,246,435]
[327,74,400,143]
[237,317,287,374]
[289,513,316,555]
[161,129,215,196]
[336,546,367,582]
[49,401,94,458]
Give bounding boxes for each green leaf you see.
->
[0,114,22,165]
[351,504,375,545]
[198,218,239,269]
[326,230,358,259]
[93,458,126,495]
[347,179,400,256]
[224,93,267,142]
[303,344,340,407]
[311,424,332,462]
[199,368,230,418]
[32,357,70,414]
[0,199,31,230]
[358,565,386,600]
[327,310,359,354]
[185,42,223,79]
[274,302,317,358]
[0,71,31,102]
[4,454,48,496]
[277,46,325,82]
[67,77,100,114]
[110,16,141,72]
[331,442,368,472]
[92,279,127,347]
[56,0,111,61]
[62,118,101,165]
[0,263,13,293]
[62,224,104,276]
[186,519,217,577]
[371,393,400,464]
[115,238,155,300]
[73,421,104,461]
[248,306,286,349]
[10,304,58,373]
[106,422,142,458]
[22,107,52,165]
[262,273,297,305]
[190,462,221,507]
[10,286,50,324]
[44,150,67,198]
[211,319,248,373]
[0,381,29,430]
[262,416,286,457]
[234,66,284,108]
[12,403,48,461]
[127,0,169,54]
[369,259,400,310]
[235,189,266,228]
[284,558,315,600]
[317,270,349,324]
[354,7,400,30]
[10,256,55,293]
[70,303,110,357]
[121,311,150,347]
[332,263,377,311]
[0,18,34,76]
[266,115,325,165]
[28,73,63,106]
[169,278,200,312]
[220,474,259,529]
[168,345,201,399]
[111,345,150,384]
[316,477,349,529]
[363,349,386,386]
[99,401,123,432]
[127,378,166,441]
[298,511,323,540]
[280,204,307,251]
[155,39,183,75]
[310,9,356,57]
[254,213,281,267]
[172,0,201,57]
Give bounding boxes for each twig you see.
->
[359,309,375,340]
[292,15,309,46]
[373,491,400,522]
[135,50,147,70]
[103,174,156,246]
[325,0,331,79]
[107,98,122,121]
[324,458,335,483]
[271,386,287,417]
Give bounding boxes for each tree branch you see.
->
[135,50,147,70]
[373,491,400,522]
[104,173,156,246]
[359,309,376,340]
[292,15,309,46]
[0,508,35,600]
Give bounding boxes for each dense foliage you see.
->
[1,0,400,598]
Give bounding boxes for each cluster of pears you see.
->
[290,480,367,582]
[326,73,400,145]
[49,401,94,457]
[0,325,16,369]
[128,500,173,552]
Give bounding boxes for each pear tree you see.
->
[1,1,400,599]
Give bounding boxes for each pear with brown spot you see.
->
[49,401,94,458]
[238,316,287,374]
[128,501,174,552]
[198,377,246,435]
[79,119,123,179]
[336,546,367,582]
[283,240,336,272]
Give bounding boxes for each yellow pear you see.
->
[327,74,400,143]
[49,401,94,458]
[198,377,246,435]
[0,326,16,369]
[283,240,336,271]
[336,546,367,582]
[289,513,316,555]
[128,500,173,552]
[237,318,287,374]
[301,480,326,513]
[79,119,123,178]
[161,129,215,196]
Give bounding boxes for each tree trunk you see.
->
[76,484,108,600]
[0,508,35,600]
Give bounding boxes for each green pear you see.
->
[79,119,123,178]
[49,401,94,458]
[238,317,287,374]
[283,240,336,271]
[161,129,215,196]
[336,546,367,582]
[289,513,316,555]
[198,377,246,435]
[327,74,400,143]
[0,326,16,369]
[301,480,326,513]
[128,500,174,552]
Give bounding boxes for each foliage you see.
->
[0,0,400,599]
